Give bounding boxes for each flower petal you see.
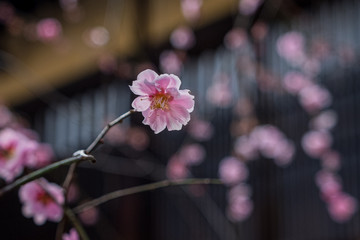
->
[172,89,195,112]
[129,79,156,96]
[165,104,191,131]
[142,109,167,134]
[156,74,181,90]
[137,69,158,83]
[131,96,151,111]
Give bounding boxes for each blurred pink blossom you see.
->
[25,143,54,169]
[130,69,194,134]
[206,75,233,108]
[219,156,248,186]
[36,18,62,42]
[251,21,268,41]
[19,178,64,225]
[181,0,203,21]
[234,136,258,161]
[62,228,79,240]
[282,71,312,94]
[321,150,341,171]
[159,50,183,75]
[227,193,253,221]
[271,140,295,167]
[276,31,306,66]
[299,85,332,113]
[66,183,80,204]
[302,130,332,158]
[228,184,252,202]
[79,206,99,226]
[0,105,12,127]
[224,28,248,50]
[310,110,338,130]
[179,143,205,166]
[170,26,195,50]
[127,127,149,151]
[105,124,127,146]
[187,117,214,141]
[238,0,263,15]
[59,0,78,12]
[0,128,30,182]
[315,170,342,200]
[166,155,188,180]
[0,2,14,24]
[327,193,357,223]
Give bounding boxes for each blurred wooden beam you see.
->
[0,0,237,106]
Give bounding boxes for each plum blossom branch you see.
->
[73,178,223,213]
[0,154,95,197]
[64,207,90,240]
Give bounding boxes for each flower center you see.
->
[36,191,53,206]
[151,93,171,110]
[0,144,15,161]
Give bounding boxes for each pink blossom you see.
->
[234,136,258,161]
[238,0,263,15]
[187,117,214,141]
[271,140,295,167]
[170,26,195,50]
[67,183,80,204]
[127,127,149,151]
[327,193,357,223]
[181,0,203,21]
[250,21,268,41]
[62,228,79,240]
[315,170,342,200]
[19,178,64,225]
[302,130,332,158]
[299,85,332,113]
[206,74,233,108]
[224,28,248,50]
[79,206,99,226]
[0,105,12,127]
[276,31,306,66]
[219,157,248,186]
[179,143,205,166]
[25,143,54,169]
[36,18,62,42]
[282,71,312,94]
[227,189,253,222]
[130,69,194,134]
[310,110,337,130]
[159,50,183,75]
[321,150,341,171]
[0,128,29,182]
[166,155,188,180]
[105,123,127,146]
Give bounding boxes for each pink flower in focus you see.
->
[327,193,357,223]
[166,155,188,180]
[130,69,194,134]
[0,128,29,182]
[224,28,248,50]
[159,50,183,75]
[238,0,263,15]
[302,130,332,158]
[219,157,248,186]
[62,228,79,240]
[299,85,332,113]
[181,0,203,21]
[170,26,195,50]
[276,31,306,66]
[282,71,312,94]
[36,18,62,42]
[19,178,64,225]
[179,143,205,166]
[187,117,214,141]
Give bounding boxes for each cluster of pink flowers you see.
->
[19,178,64,225]
[166,143,205,180]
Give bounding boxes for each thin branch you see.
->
[64,207,90,240]
[0,154,95,197]
[73,178,223,213]
[85,109,135,154]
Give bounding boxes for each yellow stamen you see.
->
[151,93,171,110]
